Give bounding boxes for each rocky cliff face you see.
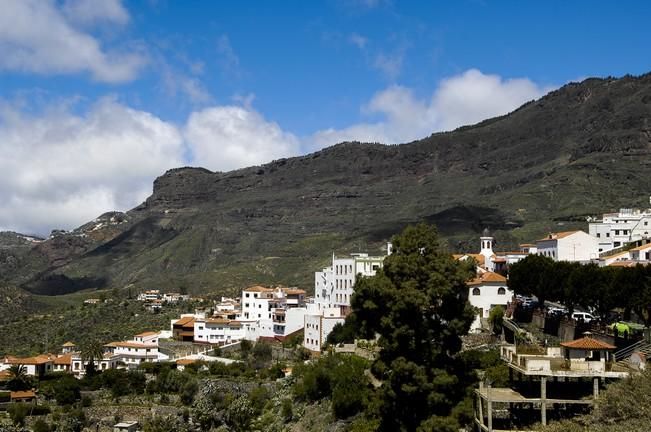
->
[3,73,651,296]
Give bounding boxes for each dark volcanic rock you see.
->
[4,73,651,295]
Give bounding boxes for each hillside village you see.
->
[1,206,651,430]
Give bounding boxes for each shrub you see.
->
[489,305,505,335]
[8,402,29,426]
[180,379,198,406]
[281,398,293,422]
[52,376,81,406]
[33,419,51,432]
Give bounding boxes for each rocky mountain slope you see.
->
[3,73,651,296]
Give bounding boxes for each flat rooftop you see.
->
[475,387,593,405]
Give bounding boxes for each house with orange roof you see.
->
[536,230,599,262]
[0,354,55,378]
[53,353,73,373]
[467,271,512,331]
[171,314,201,341]
[478,334,629,429]
[61,341,77,354]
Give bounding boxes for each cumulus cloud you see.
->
[61,0,129,26]
[311,69,553,148]
[0,0,144,83]
[185,106,301,172]
[0,98,185,234]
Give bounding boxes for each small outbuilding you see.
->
[113,421,139,432]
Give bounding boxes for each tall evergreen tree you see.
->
[350,223,475,431]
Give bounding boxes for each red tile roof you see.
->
[243,285,274,292]
[467,271,507,286]
[560,336,616,350]
[11,391,36,400]
[538,230,580,241]
[174,316,196,327]
[135,331,158,337]
[53,354,72,365]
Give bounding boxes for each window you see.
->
[498,287,506,295]
[472,288,481,296]
[597,233,601,238]
[606,233,610,237]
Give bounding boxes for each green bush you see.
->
[8,402,29,426]
[294,354,370,419]
[52,376,81,405]
[488,305,505,335]
[33,419,51,432]
[180,379,198,406]
[281,398,293,422]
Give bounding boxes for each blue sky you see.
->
[1,0,651,234]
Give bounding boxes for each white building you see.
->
[238,286,307,341]
[536,230,599,262]
[589,208,651,253]
[304,307,346,352]
[137,290,161,302]
[103,331,168,369]
[630,243,651,262]
[467,271,512,331]
[194,318,245,345]
[0,355,54,377]
[162,293,190,303]
[304,248,387,353]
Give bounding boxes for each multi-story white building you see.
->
[589,208,651,253]
[536,230,599,262]
[304,248,388,353]
[238,286,307,341]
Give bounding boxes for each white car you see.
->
[571,312,595,323]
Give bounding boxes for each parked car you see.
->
[547,306,567,317]
[571,312,595,323]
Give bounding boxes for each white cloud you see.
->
[431,69,552,131]
[185,106,301,172]
[0,98,185,234]
[161,67,213,105]
[311,69,552,148]
[373,52,404,80]
[0,0,145,83]
[216,35,242,77]
[349,33,368,49]
[61,0,129,26]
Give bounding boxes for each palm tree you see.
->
[80,341,105,376]
[7,364,30,391]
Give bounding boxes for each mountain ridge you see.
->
[2,72,651,296]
